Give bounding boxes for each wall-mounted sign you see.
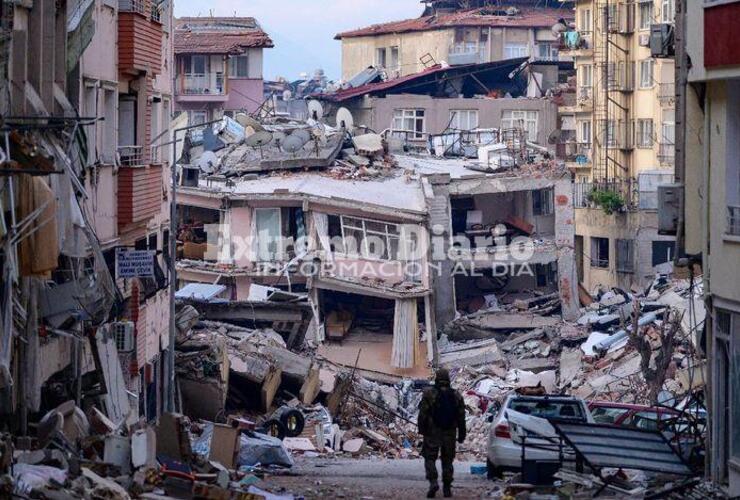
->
[115,249,155,279]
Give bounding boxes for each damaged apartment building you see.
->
[0,0,175,433]
[173,57,578,381]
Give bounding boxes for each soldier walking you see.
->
[418,368,466,498]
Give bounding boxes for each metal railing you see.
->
[574,179,639,211]
[180,73,225,95]
[558,142,592,162]
[578,86,593,101]
[559,31,590,50]
[728,206,740,236]
[119,0,146,15]
[117,145,148,166]
[658,142,675,164]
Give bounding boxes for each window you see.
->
[182,54,207,75]
[392,109,425,139]
[590,237,609,268]
[661,0,675,23]
[591,406,630,424]
[333,215,409,261]
[604,119,617,147]
[579,120,592,144]
[537,43,558,61]
[652,241,673,266]
[580,64,593,87]
[579,8,592,32]
[616,239,634,273]
[102,89,116,164]
[639,2,652,30]
[636,119,653,148]
[533,188,554,216]
[389,46,400,72]
[504,43,529,59]
[717,310,740,460]
[83,84,97,166]
[449,110,479,131]
[661,119,675,145]
[502,110,538,141]
[188,110,207,126]
[255,208,281,261]
[640,59,654,88]
[229,55,249,78]
[376,47,387,68]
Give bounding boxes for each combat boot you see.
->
[443,484,452,497]
[426,483,439,498]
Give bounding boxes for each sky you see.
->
[173,0,421,81]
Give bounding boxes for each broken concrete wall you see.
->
[553,178,579,320]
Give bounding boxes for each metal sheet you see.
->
[553,422,692,476]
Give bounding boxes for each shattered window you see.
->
[501,110,538,142]
[339,216,403,261]
[449,110,479,131]
[616,239,635,273]
[532,188,554,216]
[255,208,281,261]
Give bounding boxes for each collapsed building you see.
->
[174,60,579,381]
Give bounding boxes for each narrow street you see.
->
[260,457,496,499]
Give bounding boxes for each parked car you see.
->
[486,393,594,478]
[588,400,705,466]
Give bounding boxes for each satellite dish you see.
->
[245,130,273,158]
[548,129,562,145]
[235,113,264,132]
[291,129,312,145]
[271,131,286,147]
[198,151,219,174]
[307,100,324,121]
[282,135,305,155]
[336,107,355,130]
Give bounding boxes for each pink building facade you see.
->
[173,17,273,123]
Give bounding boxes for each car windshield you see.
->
[508,399,585,421]
[591,406,630,424]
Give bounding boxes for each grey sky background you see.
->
[173,0,422,81]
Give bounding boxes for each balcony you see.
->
[558,142,592,165]
[176,73,229,102]
[448,43,487,66]
[117,147,163,228]
[658,142,675,164]
[559,31,592,56]
[658,83,675,106]
[118,0,162,76]
[574,179,639,212]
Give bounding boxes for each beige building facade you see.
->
[336,6,569,80]
[559,0,677,291]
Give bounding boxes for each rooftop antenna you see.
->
[245,130,273,159]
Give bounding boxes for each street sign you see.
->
[115,248,155,279]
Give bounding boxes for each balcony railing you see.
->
[448,43,487,65]
[658,142,675,164]
[180,73,226,95]
[117,145,149,167]
[557,142,592,162]
[574,179,639,211]
[119,0,146,14]
[578,86,593,102]
[727,206,740,236]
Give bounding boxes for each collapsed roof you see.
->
[335,6,571,39]
[174,17,274,54]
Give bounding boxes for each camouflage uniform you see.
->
[418,369,466,493]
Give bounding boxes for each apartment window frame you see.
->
[605,119,617,147]
[336,215,406,262]
[651,240,674,266]
[449,109,479,131]
[616,238,635,273]
[640,59,654,89]
[392,109,426,139]
[502,110,539,142]
[580,64,593,87]
[228,55,249,78]
[661,0,675,24]
[537,43,558,61]
[376,47,387,68]
[504,43,529,59]
[579,120,592,145]
[188,110,207,126]
[636,118,654,148]
[579,8,592,32]
[591,237,610,269]
[182,54,207,75]
[532,188,554,216]
[639,1,652,31]
[255,207,282,262]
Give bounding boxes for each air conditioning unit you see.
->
[650,23,675,58]
[638,34,650,47]
[112,321,135,352]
